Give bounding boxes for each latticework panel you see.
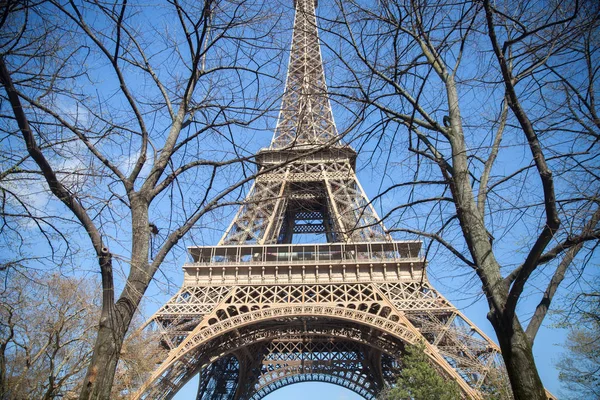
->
[378,281,457,311]
[378,281,502,389]
[251,373,374,400]
[196,354,240,400]
[220,158,389,246]
[151,286,233,350]
[220,177,288,245]
[226,283,384,307]
[243,339,399,400]
[322,163,387,242]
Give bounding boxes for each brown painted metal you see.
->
[134,0,507,398]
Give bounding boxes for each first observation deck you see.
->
[184,241,426,286]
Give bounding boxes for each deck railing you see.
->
[188,241,421,266]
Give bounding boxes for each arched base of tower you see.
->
[191,328,400,400]
[134,296,497,400]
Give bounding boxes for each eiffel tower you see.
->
[134,0,507,398]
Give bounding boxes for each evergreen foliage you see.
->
[379,343,461,400]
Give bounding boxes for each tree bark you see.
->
[80,317,124,400]
[489,312,547,400]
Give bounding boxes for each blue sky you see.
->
[262,383,364,400]
[173,378,365,400]
[2,0,590,399]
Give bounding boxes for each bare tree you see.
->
[319,0,600,398]
[0,272,97,400]
[0,270,166,400]
[0,0,288,397]
[553,276,600,399]
[0,1,78,272]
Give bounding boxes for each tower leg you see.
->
[196,354,240,400]
[363,347,385,393]
[233,344,270,400]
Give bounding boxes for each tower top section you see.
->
[270,0,340,149]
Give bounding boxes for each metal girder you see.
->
[270,0,338,149]
[237,338,398,400]
[196,354,239,400]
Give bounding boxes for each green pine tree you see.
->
[379,343,461,400]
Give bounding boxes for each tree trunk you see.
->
[0,344,8,400]
[80,195,150,399]
[79,315,125,400]
[441,72,549,399]
[490,312,547,400]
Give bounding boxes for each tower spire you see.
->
[271,0,339,149]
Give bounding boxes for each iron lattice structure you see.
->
[134,1,509,399]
